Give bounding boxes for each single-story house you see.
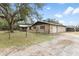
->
[30,21,66,34]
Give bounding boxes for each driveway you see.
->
[0,32,79,56]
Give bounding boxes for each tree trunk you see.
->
[9,23,14,33]
[8,23,14,40]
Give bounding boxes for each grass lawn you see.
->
[0,31,53,48]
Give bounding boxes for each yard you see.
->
[0,31,53,48]
[1,32,79,55]
[68,32,79,35]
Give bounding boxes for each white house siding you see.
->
[36,25,45,33]
[33,24,49,33]
[50,25,57,33]
[31,23,66,34]
[50,25,66,33]
[58,26,62,32]
[57,26,66,33]
[61,27,66,32]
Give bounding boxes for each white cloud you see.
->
[46,7,50,10]
[73,8,79,14]
[59,20,64,23]
[58,3,65,4]
[55,14,63,18]
[69,21,74,25]
[63,7,74,15]
[63,7,79,15]
[69,21,73,24]
[68,21,75,25]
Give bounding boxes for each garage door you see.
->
[52,26,57,33]
[50,26,57,33]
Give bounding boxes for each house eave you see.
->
[31,21,66,27]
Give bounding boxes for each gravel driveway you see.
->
[1,32,79,56]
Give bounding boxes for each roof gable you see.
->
[32,21,66,27]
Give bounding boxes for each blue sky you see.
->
[38,3,79,25]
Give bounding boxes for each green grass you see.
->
[0,31,53,48]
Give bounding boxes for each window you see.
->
[40,26,45,29]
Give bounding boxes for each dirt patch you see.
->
[65,32,79,35]
[57,40,74,46]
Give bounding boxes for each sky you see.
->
[38,3,79,26]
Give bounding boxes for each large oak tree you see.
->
[0,3,44,39]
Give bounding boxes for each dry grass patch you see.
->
[72,32,79,35]
[0,31,53,48]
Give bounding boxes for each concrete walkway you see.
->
[0,32,79,56]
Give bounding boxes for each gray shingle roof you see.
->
[32,21,66,27]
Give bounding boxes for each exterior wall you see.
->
[58,26,62,32]
[31,24,66,33]
[62,27,66,32]
[31,24,50,33]
[44,24,50,33]
[50,25,66,33]
[50,25,57,33]
[30,25,37,32]
[57,26,66,33]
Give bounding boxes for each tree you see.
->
[0,3,44,39]
[0,19,8,30]
[44,18,60,24]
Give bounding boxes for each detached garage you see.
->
[31,21,66,34]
